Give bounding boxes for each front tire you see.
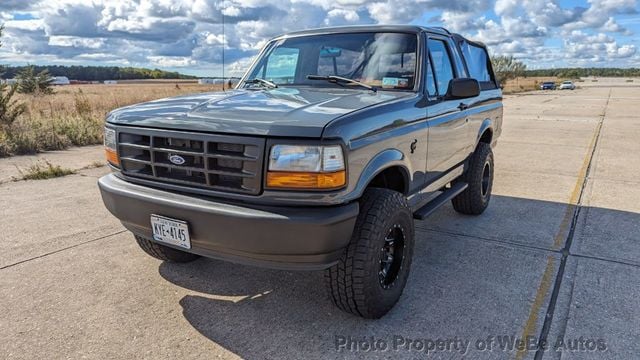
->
[451,142,494,215]
[325,188,414,318]
[135,235,200,263]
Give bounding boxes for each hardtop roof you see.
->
[273,25,486,49]
[276,25,445,37]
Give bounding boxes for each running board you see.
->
[413,182,468,220]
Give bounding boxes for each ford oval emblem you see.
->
[169,154,186,165]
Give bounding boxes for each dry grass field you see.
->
[0,83,222,157]
[0,77,616,157]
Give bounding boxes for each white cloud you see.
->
[440,11,487,33]
[75,52,124,61]
[0,0,41,11]
[562,30,637,64]
[441,0,637,67]
[564,0,637,33]
[148,55,196,67]
[204,33,225,46]
[494,0,518,17]
[48,36,106,48]
[324,9,360,25]
[3,18,44,31]
[0,0,637,73]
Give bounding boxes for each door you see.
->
[458,40,501,147]
[425,36,469,179]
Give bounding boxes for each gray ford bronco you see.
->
[99,25,502,318]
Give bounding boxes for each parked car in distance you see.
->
[559,80,576,90]
[540,81,556,90]
[99,25,503,319]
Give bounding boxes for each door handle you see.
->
[458,103,469,111]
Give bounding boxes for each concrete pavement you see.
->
[1,85,639,359]
[0,145,104,184]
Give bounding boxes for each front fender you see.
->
[352,149,410,198]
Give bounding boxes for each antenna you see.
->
[221,7,225,91]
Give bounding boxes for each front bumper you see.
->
[98,174,358,270]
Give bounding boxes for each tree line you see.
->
[1,65,197,81]
[2,60,637,84]
[489,56,640,86]
[524,68,640,78]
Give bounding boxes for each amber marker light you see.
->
[104,127,119,166]
[266,170,346,189]
[105,148,119,166]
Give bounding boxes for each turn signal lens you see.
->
[105,148,119,166]
[266,170,346,189]
[104,127,119,166]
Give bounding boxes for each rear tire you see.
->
[135,235,200,263]
[325,188,414,319]
[452,142,494,215]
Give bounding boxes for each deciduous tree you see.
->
[491,55,527,86]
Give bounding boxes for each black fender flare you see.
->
[476,118,494,147]
[353,149,411,197]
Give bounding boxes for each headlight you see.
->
[266,145,346,189]
[104,127,119,166]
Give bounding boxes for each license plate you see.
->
[150,215,191,249]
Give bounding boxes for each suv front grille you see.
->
[116,128,265,195]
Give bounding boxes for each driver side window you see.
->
[426,56,437,96]
[427,39,455,96]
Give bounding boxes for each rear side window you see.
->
[427,39,455,96]
[460,42,496,90]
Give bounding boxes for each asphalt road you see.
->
[1,85,639,359]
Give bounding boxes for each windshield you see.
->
[243,32,418,91]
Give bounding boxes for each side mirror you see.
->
[445,78,480,99]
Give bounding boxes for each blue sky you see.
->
[1,0,638,77]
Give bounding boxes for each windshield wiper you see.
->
[244,78,278,89]
[306,75,377,92]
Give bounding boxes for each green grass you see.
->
[20,161,76,180]
[1,115,104,157]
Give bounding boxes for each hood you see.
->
[107,87,412,138]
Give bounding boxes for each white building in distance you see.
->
[51,76,70,85]
[198,78,225,85]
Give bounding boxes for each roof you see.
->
[276,25,452,39]
[271,25,487,49]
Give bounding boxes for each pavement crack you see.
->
[569,253,640,268]
[548,258,579,351]
[0,230,127,270]
[530,88,611,360]
[415,226,560,255]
